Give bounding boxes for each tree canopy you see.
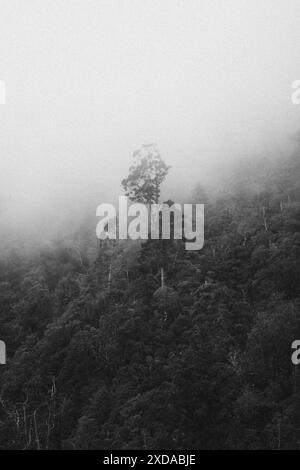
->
[121,144,170,204]
[0,150,300,449]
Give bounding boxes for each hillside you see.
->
[0,152,300,449]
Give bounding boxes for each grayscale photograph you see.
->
[0,0,300,459]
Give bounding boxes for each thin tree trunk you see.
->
[33,410,41,450]
[161,267,164,288]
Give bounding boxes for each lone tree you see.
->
[121,144,170,204]
[122,144,172,302]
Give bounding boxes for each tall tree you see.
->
[121,144,170,204]
[122,144,171,296]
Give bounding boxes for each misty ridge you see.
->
[1,0,300,452]
[0,131,300,449]
[1,0,300,254]
[0,140,296,256]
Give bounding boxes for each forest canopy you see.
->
[0,148,300,450]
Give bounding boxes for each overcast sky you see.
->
[1,0,300,240]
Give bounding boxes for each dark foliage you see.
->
[0,152,300,449]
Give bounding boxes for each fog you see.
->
[1,0,300,247]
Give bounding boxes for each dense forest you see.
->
[0,146,300,450]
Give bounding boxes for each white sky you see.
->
[1,0,300,237]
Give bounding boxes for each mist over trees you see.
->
[0,143,300,450]
[121,144,170,204]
